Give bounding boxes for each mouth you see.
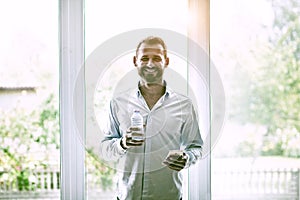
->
[144,68,156,73]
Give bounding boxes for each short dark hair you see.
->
[135,36,167,57]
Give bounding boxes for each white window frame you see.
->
[59,0,211,199]
[59,0,85,199]
[187,0,211,199]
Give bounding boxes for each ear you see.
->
[165,57,169,67]
[133,56,137,67]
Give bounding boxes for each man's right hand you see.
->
[120,127,145,149]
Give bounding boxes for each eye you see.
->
[153,57,162,62]
[140,57,149,62]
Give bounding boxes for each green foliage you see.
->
[0,94,116,191]
[86,149,116,191]
[226,0,300,158]
[0,94,59,190]
[248,0,300,157]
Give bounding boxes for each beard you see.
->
[139,67,163,84]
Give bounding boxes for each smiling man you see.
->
[100,36,203,200]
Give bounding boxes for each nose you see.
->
[147,59,155,68]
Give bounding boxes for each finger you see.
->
[127,139,144,146]
[167,163,184,171]
[124,133,132,140]
[126,129,132,133]
[126,143,143,147]
[129,127,142,131]
[167,154,187,160]
[163,159,186,171]
[128,140,144,145]
[130,139,145,144]
[165,156,187,164]
[168,165,183,171]
[131,132,144,137]
[127,143,143,147]
[128,138,144,143]
[163,161,184,171]
[163,158,186,166]
[165,160,186,167]
[163,160,186,168]
[165,154,182,161]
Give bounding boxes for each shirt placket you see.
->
[138,94,166,198]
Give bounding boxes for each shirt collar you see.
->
[136,80,171,100]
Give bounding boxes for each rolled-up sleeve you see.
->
[181,102,203,168]
[99,100,126,162]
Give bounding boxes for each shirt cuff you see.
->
[183,150,194,168]
[117,138,127,154]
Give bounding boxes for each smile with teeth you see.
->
[145,68,156,73]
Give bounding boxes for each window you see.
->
[60,0,213,199]
[84,1,196,199]
[0,0,59,199]
[211,0,300,199]
[6,0,295,199]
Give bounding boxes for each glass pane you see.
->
[84,1,200,199]
[0,0,59,199]
[211,0,300,199]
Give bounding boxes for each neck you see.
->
[139,81,166,96]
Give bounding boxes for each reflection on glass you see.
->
[211,0,300,199]
[0,0,59,199]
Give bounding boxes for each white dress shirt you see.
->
[100,83,203,200]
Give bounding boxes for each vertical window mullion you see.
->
[188,0,211,199]
[59,0,85,199]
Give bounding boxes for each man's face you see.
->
[134,43,169,84]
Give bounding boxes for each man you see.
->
[100,36,203,200]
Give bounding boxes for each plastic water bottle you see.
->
[130,110,144,141]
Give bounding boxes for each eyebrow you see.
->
[140,55,163,58]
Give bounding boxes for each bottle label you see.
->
[131,111,144,141]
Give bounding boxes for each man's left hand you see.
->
[162,150,188,171]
